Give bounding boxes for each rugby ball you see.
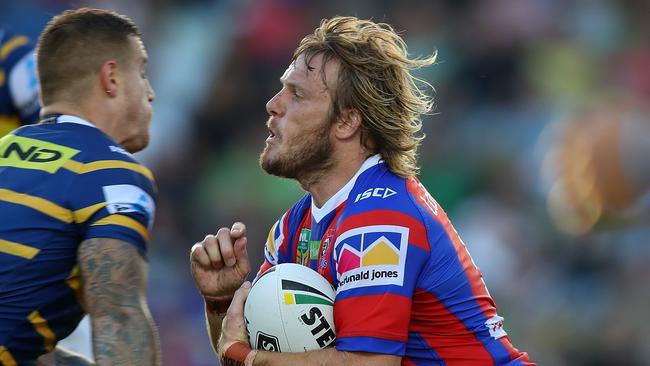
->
[244,263,336,352]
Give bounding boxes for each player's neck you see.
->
[41,103,94,124]
[42,100,118,140]
[302,149,369,208]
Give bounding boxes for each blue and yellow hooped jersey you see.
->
[0,28,40,137]
[0,115,156,364]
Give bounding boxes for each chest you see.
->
[290,207,343,285]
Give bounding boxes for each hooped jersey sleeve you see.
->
[258,194,312,277]
[264,212,287,265]
[67,148,156,254]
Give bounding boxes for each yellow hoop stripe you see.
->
[73,202,108,223]
[0,190,119,225]
[0,346,17,366]
[66,265,86,311]
[91,214,149,241]
[0,36,28,60]
[0,189,73,223]
[0,239,39,259]
[28,311,56,352]
[63,159,154,182]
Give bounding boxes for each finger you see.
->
[216,227,236,267]
[233,236,251,273]
[190,242,211,267]
[228,281,252,317]
[231,222,247,239]
[203,234,224,269]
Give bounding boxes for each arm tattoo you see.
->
[53,347,95,366]
[78,238,161,365]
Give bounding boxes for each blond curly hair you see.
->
[294,16,436,177]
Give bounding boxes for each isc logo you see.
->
[354,187,397,202]
[300,307,335,348]
[0,135,79,173]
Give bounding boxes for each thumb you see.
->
[231,281,252,314]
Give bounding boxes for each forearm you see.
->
[91,307,160,365]
[36,347,95,366]
[205,299,226,353]
[251,347,399,366]
[253,347,344,366]
[253,348,402,366]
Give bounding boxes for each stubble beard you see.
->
[259,122,334,182]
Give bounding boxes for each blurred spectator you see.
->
[0,26,40,136]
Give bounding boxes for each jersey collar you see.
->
[56,114,98,128]
[311,154,383,223]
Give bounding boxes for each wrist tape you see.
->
[221,341,257,366]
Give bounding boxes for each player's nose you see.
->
[266,91,283,117]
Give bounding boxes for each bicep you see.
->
[78,237,148,313]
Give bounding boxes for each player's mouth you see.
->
[266,128,277,142]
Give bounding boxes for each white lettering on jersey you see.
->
[413,180,439,216]
[354,187,397,202]
[102,184,155,229]
[334,225,408,292]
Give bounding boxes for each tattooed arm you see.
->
[36,347,94,366]
[78,238,161,366]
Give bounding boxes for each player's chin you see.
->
[260,144,274,161]
[259,150,283,175]
[123,134,150,153]
[259,150,272,171]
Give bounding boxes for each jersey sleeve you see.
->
[68,156,156,254]
[332,185,431,356]
[257,194,312,277]
[257,211,289,277]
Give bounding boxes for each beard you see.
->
[260,120,334,180]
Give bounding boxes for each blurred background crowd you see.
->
[2,0,649,365]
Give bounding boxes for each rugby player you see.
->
[0,8,160,365]
[190,16,535,366]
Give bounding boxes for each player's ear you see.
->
[99,60,119,97]
[334,108,362,140]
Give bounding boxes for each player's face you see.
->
[118,36,155,153]
[260,53,339,179]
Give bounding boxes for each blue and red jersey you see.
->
[260,155,534,365]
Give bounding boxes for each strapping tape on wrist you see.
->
[221,341,256,366]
